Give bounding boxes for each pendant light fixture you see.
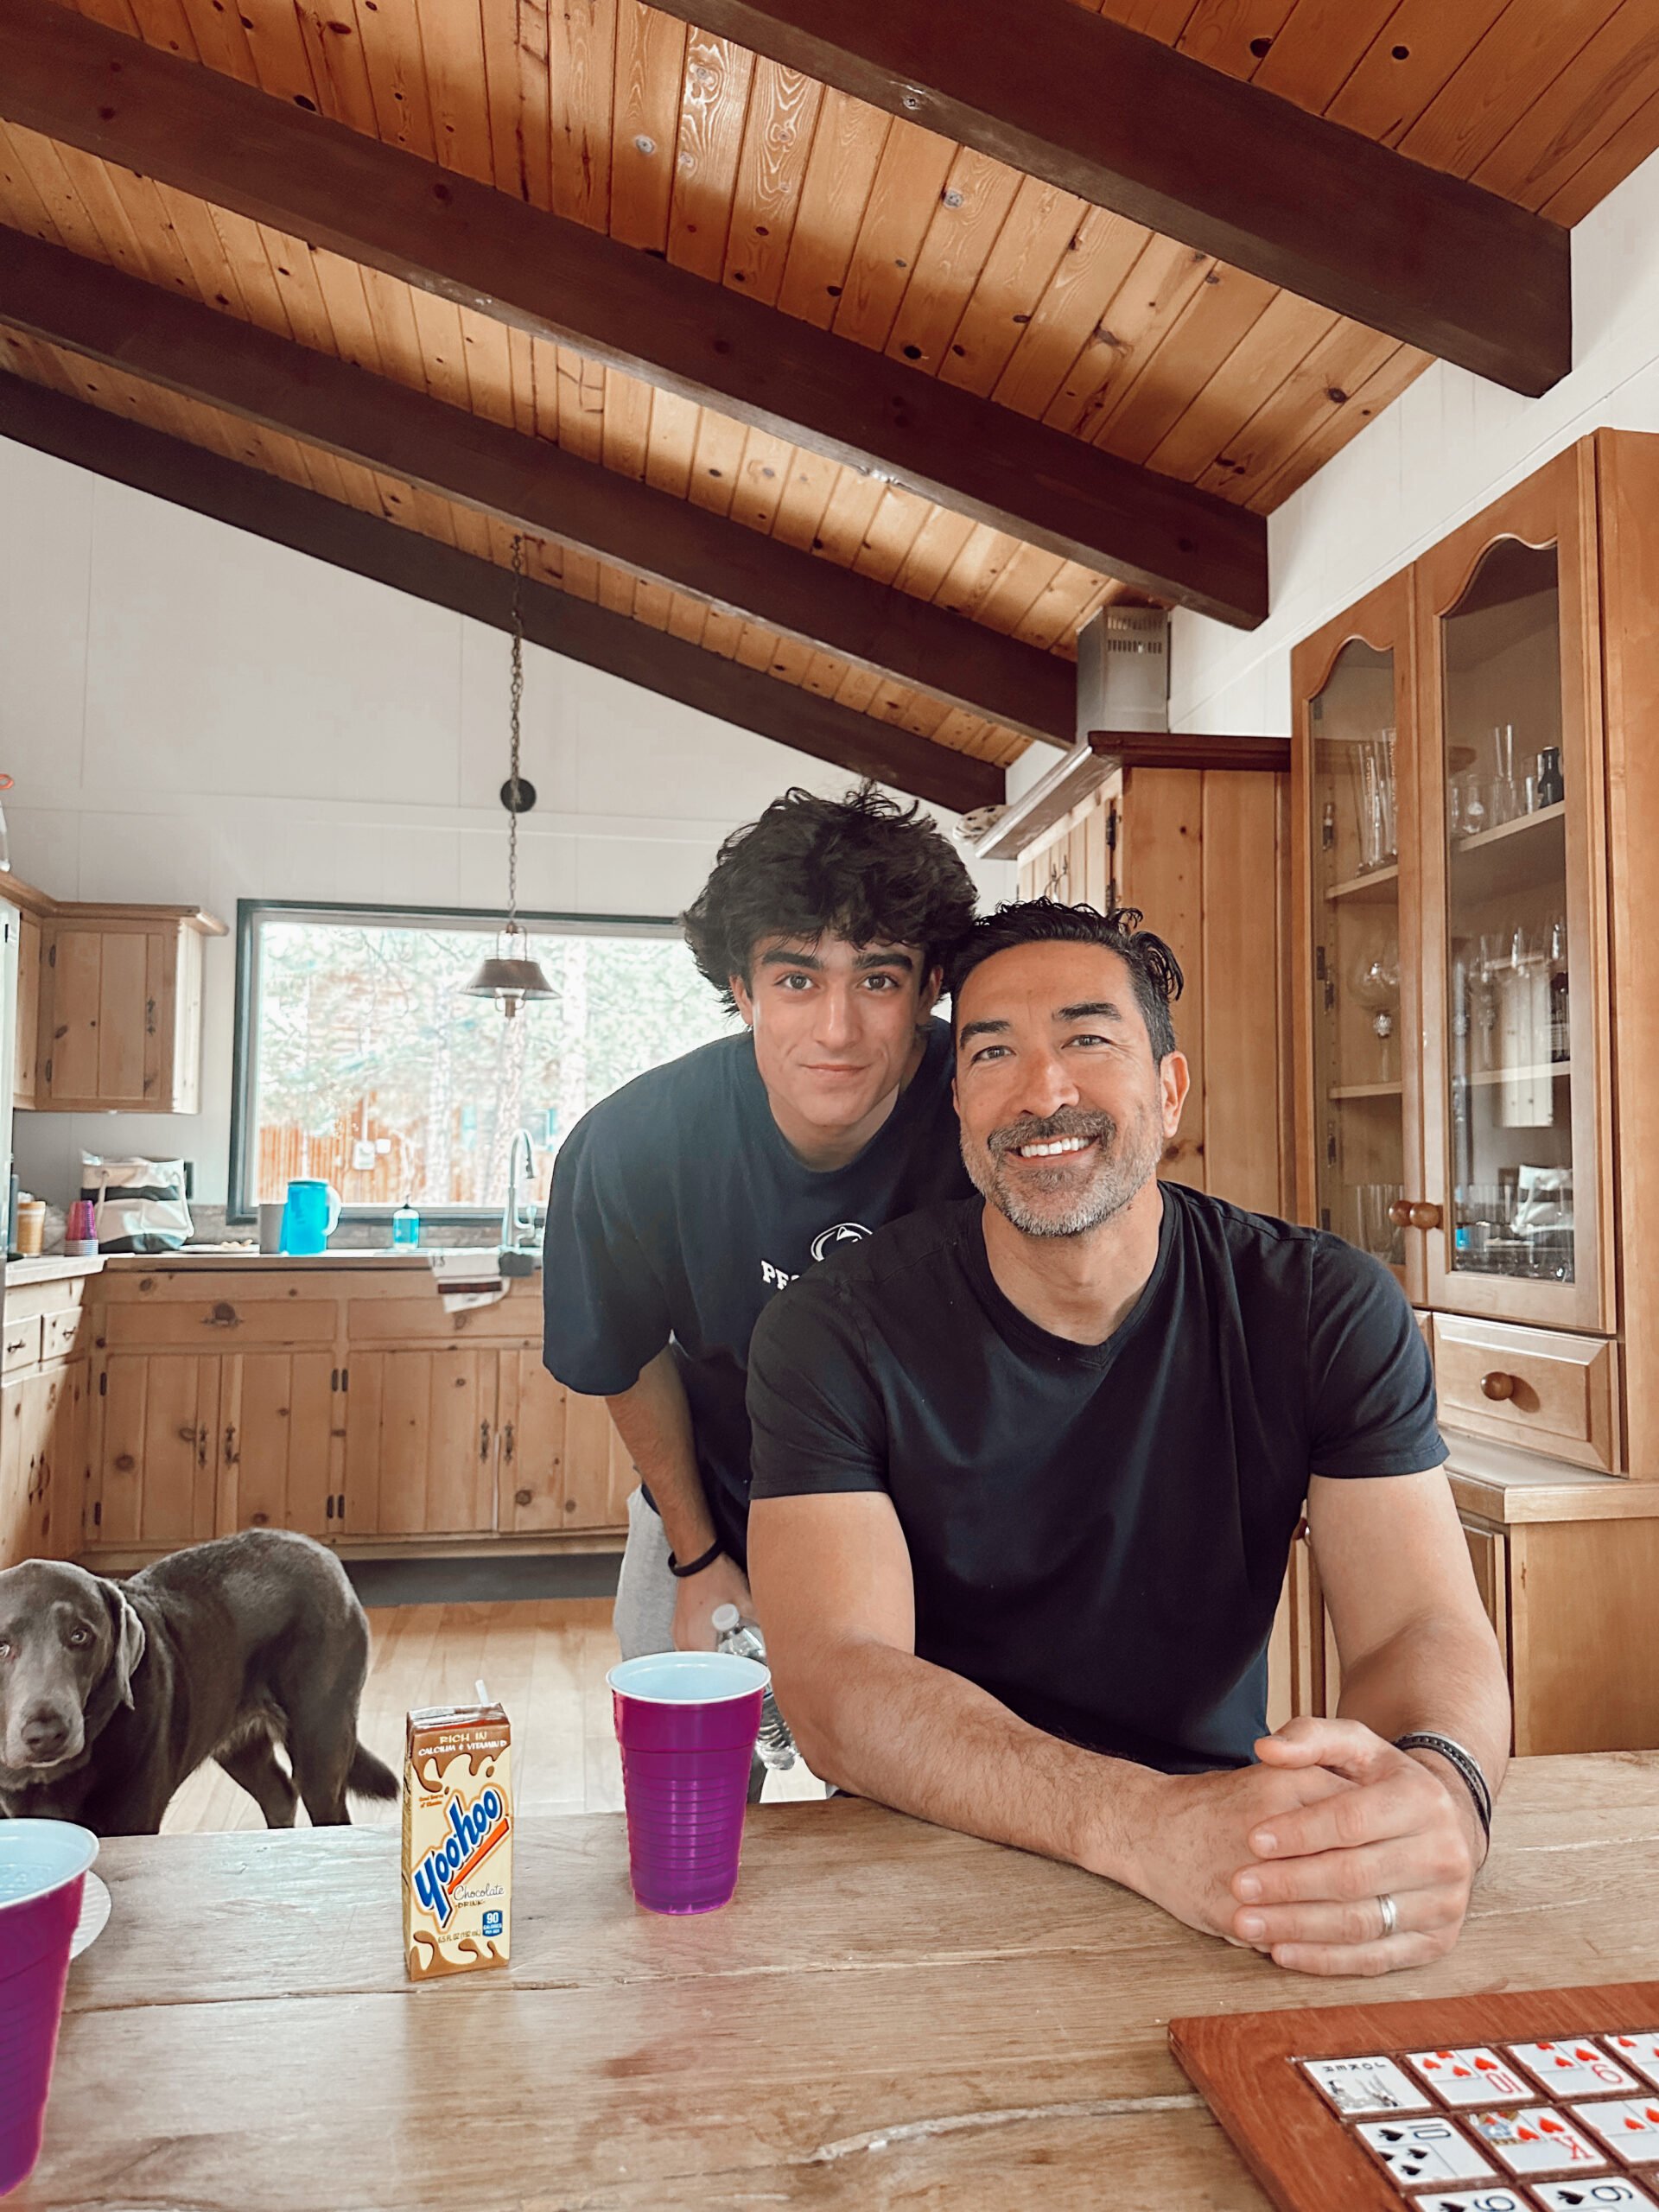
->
[460,534,556,1019]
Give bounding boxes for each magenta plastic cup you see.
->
[0,1821,99,2198]
[608,1651,769,1915]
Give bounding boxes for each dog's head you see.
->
[0,1560,146,1782]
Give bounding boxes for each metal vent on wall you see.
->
[1076,607,1171,738]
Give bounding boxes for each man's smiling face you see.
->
[733,931,938,1139]
[952,938,1188,1238]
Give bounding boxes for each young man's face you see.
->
[953,939,1189,1237]
[732,933,939,1135]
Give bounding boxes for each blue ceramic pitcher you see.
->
[280,1179,340,1255]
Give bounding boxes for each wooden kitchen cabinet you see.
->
[39,908,221,1114]
[92,1353,219,1552]
[13,908,40,1109]
[342,1348,498,1538]
[218,1352,340,1539]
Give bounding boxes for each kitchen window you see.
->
[229,901,736,1221]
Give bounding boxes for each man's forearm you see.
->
[1335,1616,1510,1845]
[783,1635,1162,1886]
[605,1348,715,1561]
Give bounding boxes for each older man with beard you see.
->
[745,900,1510,1980]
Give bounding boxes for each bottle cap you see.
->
[709,1605,740,1633]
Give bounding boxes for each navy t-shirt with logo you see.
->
[541,1020,970,1567]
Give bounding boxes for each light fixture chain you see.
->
[507,531,525,927]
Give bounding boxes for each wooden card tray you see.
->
[1172,1980,1659,2211]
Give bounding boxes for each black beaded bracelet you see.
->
[1395,1730,1494,1843]
[666,1538,725,1580]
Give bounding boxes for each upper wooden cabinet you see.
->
[4,878,225,1115]
[1291,431,1659,1471]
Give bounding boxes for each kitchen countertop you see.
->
[6,1247,542,1282]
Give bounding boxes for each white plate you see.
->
[70,1871,110,1958]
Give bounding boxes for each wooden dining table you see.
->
[15,1752,1659,2210]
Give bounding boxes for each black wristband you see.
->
[1395,1731,1493,1844]
[667,1539,724,1580]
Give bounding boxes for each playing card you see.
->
[1534,2182,1659,2209]
[1510,2043,1641,2097]
[1569,2098,1659,2160]
[1355,2117,1498,2188]
[1603,2034,1659,2091]
[1300,2054,1433,2115]
[1467,2107,1606,2177]
[1408,2048,1535,2106]
[1411,2192,1529,2212]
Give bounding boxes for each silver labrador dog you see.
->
[0,1529,398,1834]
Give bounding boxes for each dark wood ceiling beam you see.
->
[652,0,1571,399]
[0,226,1073,747]
[0,0,1266,627]
[0,370,1001,814]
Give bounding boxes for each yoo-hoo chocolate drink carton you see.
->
[402,1700,512,1980]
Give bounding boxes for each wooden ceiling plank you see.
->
[652,0,1570,392]
[67,0,143,35]
[932,517,1017,620]
[211,0,318,111]
[347,0,440,162]
[609,2,685,252]
[556,342,607,460]
[475,0,545,204]
[414,0,497,184]
[641,378,701,498]
[1543,74,1659,226]
[882,146,1023,377]
[721,55,823,307]
[149,179,266,323]
[700,605,745,657]
[772,87,890,328]
[295,5,380,137]
[828,114,956,353]
[258,227,341,358]
[684,404,750,518]
[727,422,797,534]
[3,124,115,266]
[404,279,473,409]
[503,321,536,435]
[1471,1,1659,214]
[1324,0,1507,148]
[938,176,1086,398]
[559,546,601,600]
[165,0,259,86]
[667,591,709,645]
[1090,263,1280,466]
[766,444,842,552]
[0,124,67,249]
[548,0,615,228]
[457,302,515,428]
[1147,288,1336,482]
[1398,2,1610,182]
[1,2,1262,618]
[357,259,433,395]
[966,540,1073,639]
[1193,315,1403,502]
[1176,0,1298,83]
[988,204,1154,425]
[600,359,654,478]
[1040,234,1212,441]
[1011,562,1119,654]
[309,247,386,375]
[1246,0,1401,111]
[667,29,753,282]
[122,0,200,66]
[206,202,302,340]
[1246,337,1423,509]
[48,142,164,286]
[849,483,934,588]
[890,502,979,604]
[1101,1,1200,37]
[601,561,642,617]
[527,328,561,442]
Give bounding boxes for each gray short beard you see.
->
[964,1108,1164,1239]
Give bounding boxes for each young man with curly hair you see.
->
[542,785,978,1669]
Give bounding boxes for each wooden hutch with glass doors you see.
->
[1282,430,1659,1754]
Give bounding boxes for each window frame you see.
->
[227,897,699,1226]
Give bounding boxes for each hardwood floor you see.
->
[161,1598,823,1834]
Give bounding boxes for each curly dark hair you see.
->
[682,785,978,1011]
[945,899,1185,1060]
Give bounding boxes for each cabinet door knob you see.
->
[1480,1370,1517,1402]
[204,1302,239,1328]
[1407,1202,1443,1231]
[1387,1200,1413,1228]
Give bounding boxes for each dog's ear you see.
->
[100,1580,146,1708]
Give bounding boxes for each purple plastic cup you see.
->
[0,1821,99,2199]
[607,1651,769,1915]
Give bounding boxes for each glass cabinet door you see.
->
[1418,454,1607,1330]
[1294,575,1422,1299]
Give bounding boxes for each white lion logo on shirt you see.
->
[810,1221,872,1263]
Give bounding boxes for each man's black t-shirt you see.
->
[747,1184,1446,1773]
[542,1021,971,1568]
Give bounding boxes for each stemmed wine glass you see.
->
[1351,940,1402,1083]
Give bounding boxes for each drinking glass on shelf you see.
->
[1347,734,1398,873]
[1490,721,1521,827]
[1351,939,1401,1083]
[1461,777,1488,840]
[1351,1184,1405,1267]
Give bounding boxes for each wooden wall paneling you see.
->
[772,88,889,328]
[721,56,822,306]
[1198,769,1285,1217]
[1119,766,1206,1188]
[1595,429,1659,1476]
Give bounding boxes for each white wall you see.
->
[1171,143,1659,741]
[0,441,1012,1206]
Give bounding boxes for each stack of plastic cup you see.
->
[607,1651,769,1915]
[0,1821,99,2197]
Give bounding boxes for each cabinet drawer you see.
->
[99,1299,336,1351]
[41,1310,83,1364]
[1,1315,41,1374]
[1433,1315,1618,1472]
[346,1295,530,1345]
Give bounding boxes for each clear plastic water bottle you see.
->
[711,1604,797,1770]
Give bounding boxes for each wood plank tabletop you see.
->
[18,1753,1659,2210]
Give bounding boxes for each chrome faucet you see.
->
[501,1127,537,1255]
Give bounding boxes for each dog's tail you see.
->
[348,1742,400,1802]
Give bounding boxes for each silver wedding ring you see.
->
[1376,1891,1399,1941]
